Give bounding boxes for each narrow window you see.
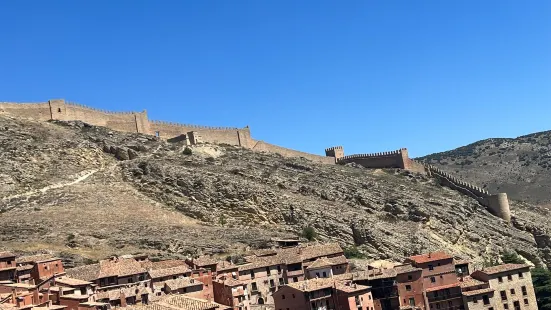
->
[518,272,524,278]
[522,286,527,296]
[58,108,62,113]
[498,276,503,283]
[473,297,478,304]
[507,274,513,281]
[524,299,529,305]
[428,264,434,271]
[504,304,509,309]
[322,272,327,277]
[510,289,515,295]
[405,285,411,291]
[483,295,490,305]
[155,131,160,137]
[430,277,436,283]
[489,308,494,310]
[281,295,285,300]
[501,291,507,301]
[409,298,415,306]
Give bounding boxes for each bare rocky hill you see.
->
[418,131,551,207]
[1,114,551,268]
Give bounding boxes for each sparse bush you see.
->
[183,147,192,155]
[218,214,227,226]
[301,226,318,241]
[501,251,525,264]
[344,246,366,259]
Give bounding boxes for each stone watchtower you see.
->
[325,146,344,163]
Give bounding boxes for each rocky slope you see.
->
[1,114,551,268]
[418,131,551,207]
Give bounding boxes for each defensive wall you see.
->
[0,99,511,221]
[0,99,253,148]
[325,146,511,222]
[424,164,511,222]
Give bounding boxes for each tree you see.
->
[531,267,551,310]
[302,226,318,241]
[501,251,525,264]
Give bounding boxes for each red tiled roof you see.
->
[16,254,54,264]
[65,264,100,282]
[0,252,16,259]
[98,258,146,278]
[335,281,370,293]
[162,295,224,310]
[148,266,190,279]
[409,252,452,264]
[462,288,495,297]
[192,256,217,267]
[479,264,530,275]
[459,276,485,288]
[425,282,460,292]
[287,277,335,292]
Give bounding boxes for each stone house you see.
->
[212,277,250,310]
[272,278,373,310]
[470,264,537,310]
[305,256,349,279]
[0,252,17,281]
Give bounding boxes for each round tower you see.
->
[486,193,511,222]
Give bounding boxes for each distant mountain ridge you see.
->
[418,130,551,206]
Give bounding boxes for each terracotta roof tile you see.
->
[163,278,203,290]
[16,254,54,264]
[306,258,334,270]
[287,278,335,292]
[459,276,486,288]
[98,258,146,278]
[191,256,217,267]
[65,264,100,282]
[54,276,92,286]
[216,261,237,272]
[148,265,190,279]
[299,243,343,261]
[216,278,243,287]
[478,264,530,275]
[161,294,224,310]
[335,281,370,293]
[408,252,452,264]
[394,264,422,275]
[462,288,495,296]
[0,252,15,259]
[425,282,460,292]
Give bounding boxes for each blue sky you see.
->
[1,1,550,157]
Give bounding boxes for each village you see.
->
[0,240,538,310]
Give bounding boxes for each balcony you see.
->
[286,270,304,277]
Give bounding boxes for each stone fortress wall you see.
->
[325,146,511,222]
[0,99,511,221]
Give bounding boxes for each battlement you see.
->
[65,101,146,115]
[324,146,343,152]
[337,148,406,162]
[149,119,242,131]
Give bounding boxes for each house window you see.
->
[507,275,513,281]
[406,285,411,291]
[489,308,494,310]
[250,270,255,279]
[251,282,257,291]
[270,279,275,287]
[282,295,285,300]
[293,277,298,282]
[436,303,440,309]
[408,275,412,280]
[316,272,320,278]
[266,267,270,274]
[518,272,524,279]
[322,272,327,277]
[58,108,62,112]
[510,289,515,295]
[504,304,509,309]
[473,297,478,303]
[501,291,507,301]
[279,278,284,285]
[522,286,527,296]
[429,264,434,271]
[483,295,490,305]
[277,266,281,274]
[430,277,436,283]
[498,276,503,283]
[409,298,415,306]
[524,299,529,305]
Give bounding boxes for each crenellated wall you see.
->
[424,164,511,222]
[0,102,52,121]
[336,148,409,169]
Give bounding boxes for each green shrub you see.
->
[183,147,192,155]
[302,226,318,241]
[344,246,365,259]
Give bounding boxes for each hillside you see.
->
[418,131,551,207]
[1,114,551,268]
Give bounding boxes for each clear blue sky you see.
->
[1,1,550,157]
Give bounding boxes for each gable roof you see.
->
[477,264,530,276]
[163,278,202,290]
[306,258,333,270]
[98,258,146,278]
[148,265,190,279]
[335,281,371,293]
[162,295,224,310]
[287,278,335,292]
[299,243,343,261]
[408,252,452,264]
[16,254,54,265]
[65,264,100,282]
[0,252,15,259]
[191,256,217,267]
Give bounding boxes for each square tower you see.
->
[325,146,344,162]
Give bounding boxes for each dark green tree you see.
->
[343,246,366,259]
[531,267,551,310]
